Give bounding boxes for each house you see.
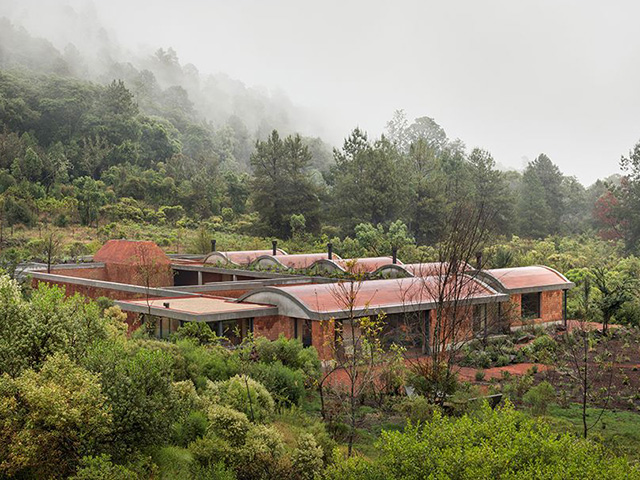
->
[28,240,574,361]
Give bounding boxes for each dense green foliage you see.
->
[0,278,331,479]
[325,403,640,479]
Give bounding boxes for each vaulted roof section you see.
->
[204,249,288,266]
[481,266,574,294]
[239,276,508,320]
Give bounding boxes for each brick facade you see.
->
[49,267,108,281]
[32,278,147,302]
[313,320,335,361]
[253,315,295,341]
[509,290,565,326]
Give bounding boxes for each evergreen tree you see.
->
[517,167,553,237]
[468,148,515,235]
[331,129,410,234]
[527,154,565,229]
[250,130,321,238]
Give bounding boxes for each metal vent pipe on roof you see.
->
[327,243,333,260]
[211,239,216,252]
[392,247,398,265]
[272,240,278,256]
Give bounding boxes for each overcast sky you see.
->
[4,0,640,184]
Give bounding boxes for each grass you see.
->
[151,446,195,479]
[547,404,640,460]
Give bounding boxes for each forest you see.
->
[4,12,640,480]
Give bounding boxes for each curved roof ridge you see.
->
[484,265,574,292]
[252,252,340,270]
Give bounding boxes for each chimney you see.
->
[211,239,216,252]
[272,240,278,256]
[327,243,333,260]
[476,251,483,270]
[163,302,170,309]
[392,247,398,265]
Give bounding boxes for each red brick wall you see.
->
[105,263,173,287]
[202,272,231,283]
[32,278,147,302]
[313,320,335,361]
[48,267,108,281]
[510,290,564,326]
[253,315,294,341]
[541,290,563,322]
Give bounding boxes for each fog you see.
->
[2,0,640,184]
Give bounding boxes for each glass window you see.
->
[302,319,312,348]
[473,305,486,334]
[521,292,541,319]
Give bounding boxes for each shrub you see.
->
[0,354,112,479]
[501,373,534,403]
[249,361,306,407]
[275,407,336,465]
[191,418,289,480]
[150,446,194,479]
[408,363,458,401]
[172,323,221,345]
[522,381,555,415]
[206,404,251,445]
[70,454,146,480]
[253,335,321,380]
[522,334,557,362]
[324,403,640,479]
[189,435,233,466]
[82,341,178,460]
[475,369,486,381]
[291,433,324,480]
[393,395,437,424]
[176,340,237,388]
[233,424,288,480]
[206,375,275,422]
[495,354,511,367]
[172,411,209,447]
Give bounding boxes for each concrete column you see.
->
[563,290,568,328]
[233,274,237,282]
[197,271,203,285]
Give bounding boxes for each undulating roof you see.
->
[239,276,508,319]
[335,256,401,273]
[204,249,287,266]
[254,253,339,270]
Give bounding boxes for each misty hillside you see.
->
[0,16,333,173]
